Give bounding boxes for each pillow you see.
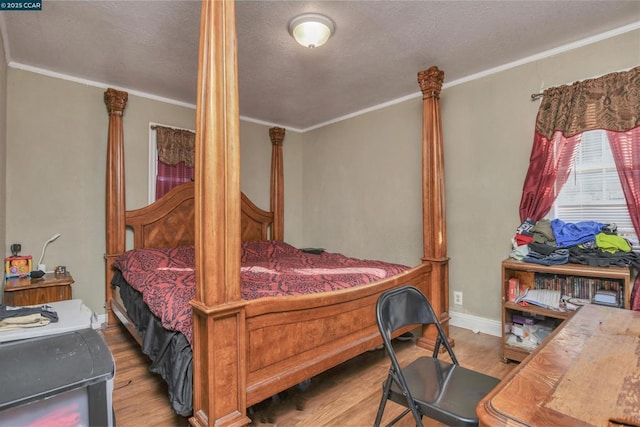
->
[241,240,299,262]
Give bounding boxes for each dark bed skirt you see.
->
[112,270,193,416]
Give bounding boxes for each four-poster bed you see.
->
[103,2,449,426]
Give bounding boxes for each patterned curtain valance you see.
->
[155,126,195,167]
[536,66,640,140]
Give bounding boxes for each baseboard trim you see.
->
[449,310,502,337]
[93,313,108,329]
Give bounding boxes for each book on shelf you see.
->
[508,278,518,302]
[512,314,536,326]
[515,288,561,310]
[593,290,619,306]
[531,272,624,307]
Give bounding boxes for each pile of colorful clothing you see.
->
[511,218,640,269]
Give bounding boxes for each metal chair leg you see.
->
[374,375,393,426]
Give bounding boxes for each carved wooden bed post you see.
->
[189,1,249,426]
[104,88,128,326]
[416,66,452,349]
[269,127,285,241]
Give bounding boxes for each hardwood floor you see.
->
[103,324,515,427]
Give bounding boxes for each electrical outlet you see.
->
[453,291,463,306]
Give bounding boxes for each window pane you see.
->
[551,130,638,247]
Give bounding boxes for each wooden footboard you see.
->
[109,263,430,415]
[243,263,432,406]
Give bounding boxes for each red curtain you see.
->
[519,67,639,223]
[155,160,194,199]
[154,125,195,199]
[518,131,581,222]
[607,128,640,235]
[607,127,640,311]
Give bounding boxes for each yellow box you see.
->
[5,256,32,278]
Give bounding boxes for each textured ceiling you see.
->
[1,1,639,131]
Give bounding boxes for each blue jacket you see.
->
[551,219,604,247]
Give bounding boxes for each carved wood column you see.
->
[269,127,285,241]
[189,1,249,426]
[104,88,128,326]
[416,66,453,350]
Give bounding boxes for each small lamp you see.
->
[37,233,61,273]
[288,13,335,48]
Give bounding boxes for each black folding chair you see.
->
[374,285,500,427]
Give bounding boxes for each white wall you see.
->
[302,100,423,267]
[4,70,302,313]
[239,122,304,247]
[301,29,640,325]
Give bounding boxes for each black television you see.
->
[0,328,115,426]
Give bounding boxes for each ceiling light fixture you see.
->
[288,13,335,49]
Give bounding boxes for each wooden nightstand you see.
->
[3,272,74,306]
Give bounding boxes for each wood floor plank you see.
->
[103,324,515,426]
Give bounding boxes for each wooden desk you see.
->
[477,304,640,426]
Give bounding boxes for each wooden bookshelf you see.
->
[501,259,631,362]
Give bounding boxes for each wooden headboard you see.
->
[125,182,196,249]
[123,182,275,249]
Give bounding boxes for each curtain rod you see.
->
[150,124,195,132]
[530,66,635,102]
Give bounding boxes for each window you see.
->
[148,123,195,203]
[550,129,638,246]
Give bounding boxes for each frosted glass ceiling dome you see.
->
[288,13,335,48]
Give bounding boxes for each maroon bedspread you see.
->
[113,240,409,344]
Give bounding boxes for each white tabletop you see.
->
[0,299,94,343]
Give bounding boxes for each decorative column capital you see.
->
[417,66,444,100]
[269,127,286,146]
[104,88,128,115]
